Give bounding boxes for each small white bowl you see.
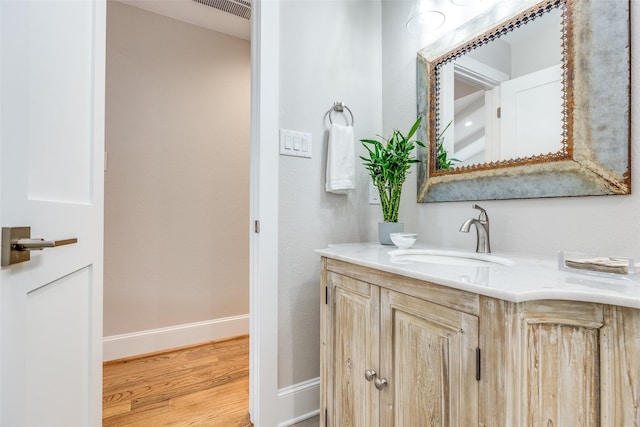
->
[389,232,418,249]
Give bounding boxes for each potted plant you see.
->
[435,121,459,170]
[360,116,424,245]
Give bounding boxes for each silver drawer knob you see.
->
[364,369,377,382]
[374,377,388,390]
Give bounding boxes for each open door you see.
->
[0,1,105,425]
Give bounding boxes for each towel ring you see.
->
[328,101,354,126]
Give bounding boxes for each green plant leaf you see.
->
[435,120,460,170]
[359,117,424,222]
[406,116,422,140]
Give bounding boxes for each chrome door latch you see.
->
[1,227,77,266]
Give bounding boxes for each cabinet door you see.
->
[505,301,604,426]
[325,272,380,427]
[379,289,479,427]
[508,301,640,427]
[601,305,640,425]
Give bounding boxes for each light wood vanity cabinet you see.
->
[320,258,640,427]
[321,258,481,426]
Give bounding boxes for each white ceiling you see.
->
[119,0,251,40]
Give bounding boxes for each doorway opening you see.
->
[102,0,251,423]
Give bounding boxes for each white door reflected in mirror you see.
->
[437,6,564,169]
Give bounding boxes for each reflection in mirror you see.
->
[416,0,631,202]
[436,5,565,170]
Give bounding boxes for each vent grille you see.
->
[193,0,251,20]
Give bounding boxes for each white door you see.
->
[500,64,564,159]
[0,1,105,426]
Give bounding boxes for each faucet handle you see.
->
[472,204,488,221]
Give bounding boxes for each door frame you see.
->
[249,0,280,425]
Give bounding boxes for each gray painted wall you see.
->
[276,0,640,392]
[277,0,383,388]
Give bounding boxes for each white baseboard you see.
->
[103,314,250,361]
[277,377,320,427]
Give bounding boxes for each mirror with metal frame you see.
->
[416,0,630,202]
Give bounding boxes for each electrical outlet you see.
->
[368,181,380,204]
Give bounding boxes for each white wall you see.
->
[510,9,563,78]
[382,1,640,258]
[278,0,383,388]
[104,1,250,354]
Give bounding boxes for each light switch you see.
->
[280,129,312,158]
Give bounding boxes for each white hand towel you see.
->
[325,123,356,194]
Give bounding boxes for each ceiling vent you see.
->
[193,0,251,20]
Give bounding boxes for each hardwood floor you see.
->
[103,335,251,426]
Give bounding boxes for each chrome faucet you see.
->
[459,204,491,253]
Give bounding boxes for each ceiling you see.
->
[119,0,251,40]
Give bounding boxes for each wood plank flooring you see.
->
[103,335,252,427]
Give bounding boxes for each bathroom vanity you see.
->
[317,244,640,426]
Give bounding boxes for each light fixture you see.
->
[406,1,446,35]
[464,121,473,127]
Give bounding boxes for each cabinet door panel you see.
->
[328,272,379,427]
[515,301,604,427]
[380,289,479,427]
[600,306,640,425]
[526,323,599,426]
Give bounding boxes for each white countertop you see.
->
[316,243,640,309]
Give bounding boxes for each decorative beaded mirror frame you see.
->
[417,0,630,202]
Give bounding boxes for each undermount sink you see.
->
[388,249,514,267]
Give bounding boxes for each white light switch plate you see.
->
[280,129,312,158]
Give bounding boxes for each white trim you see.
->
[278,410,320,427]
[277,378,320,427]
[454,56,510,89]
[249,0,280,425]
[91,2,107,424]
[102,315,249,361]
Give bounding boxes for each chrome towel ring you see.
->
[328,101,354,126]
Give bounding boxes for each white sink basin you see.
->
[388,249,514,267]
